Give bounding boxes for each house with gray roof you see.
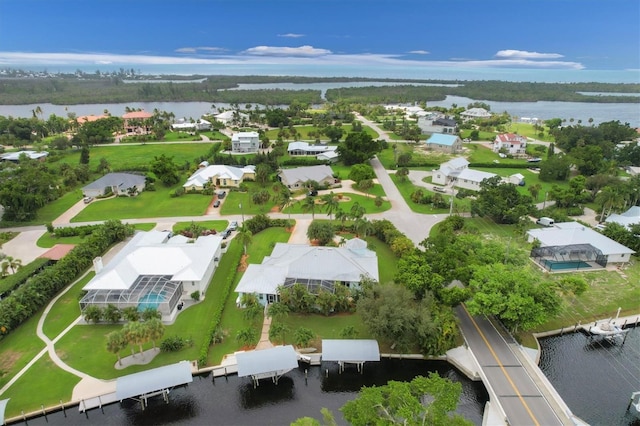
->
[424,134,462,153]
[454,168,497,191]
[432,157,470,185]
[82,173,146,197]
[527,222,635,266]
[234,238,378,306]
[1,150,49,163]
[278,164,336,189]
[605,206,640,230]
[417,115,458,135]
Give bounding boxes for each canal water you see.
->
[539,326,640,426]
[6,359,489,426]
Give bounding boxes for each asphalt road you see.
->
[456,305,564,426]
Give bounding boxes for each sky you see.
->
[0,0,639,74]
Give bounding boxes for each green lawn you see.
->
[70,183,213,222]
[42,272,94,339]
[390,174,468,214]
[284,193,391,216]
[246,227,291,264]
[47,143,213,171]
[0,311,47,390]
[280,313,371,348]
[474,167,570,201]
[466,143,527,165]
[220,189,277,216]
[37,223,155,248]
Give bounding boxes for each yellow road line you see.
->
[462,304,540,426]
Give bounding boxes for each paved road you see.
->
[456,305,567,426]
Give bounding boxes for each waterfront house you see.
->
[122,110,153,133]
[493,133,527,156]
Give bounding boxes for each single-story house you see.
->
[317,150,339,163]
[454,168,497,191]
[214,110,249,125]
[605,206,640,230]
[0,150,49,163]
[82,173,146,197]
[80,230,223,322]
[287,141,338,157]
[278,165,336,189]
[493,133,527,155]
[417,116,457,135]
[424,134,462,153]
[122,110,153,133]
[234,238,378,306]
[171,118,211,132]
[527,222,635,268]
[432,157,469,186]
[460,107,492,121]
[231,131,259,153]
[183,164,256,190]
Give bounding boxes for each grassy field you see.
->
[70,182,213,222]
[390,174,468,214]
[284,192,391,216]
[48,143,213,171]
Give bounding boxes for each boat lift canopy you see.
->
[236,345,298,387]
[114,360,193,409]
[0,399,9,426]
[322,339,380,373]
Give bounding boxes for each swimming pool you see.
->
[542,259,592,271]
[138,292,165,311]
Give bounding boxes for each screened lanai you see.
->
[530,243,607,272]
[80,275,182,316]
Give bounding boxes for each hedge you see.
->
[0,258,51,297]
[198,240,243,367]
[0,220,134,339]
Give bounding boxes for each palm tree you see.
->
[596,186,622,222]
[354,218,374,238]
[145,318,165,349]
[236,327,257,348]
[322,192,340,222]
[267,302,290,321]
[301,196,317,219]
[350,202,366,220]
[269,322,290,345]
[236,226,253,255]
[2,256,21,274]
[106,331,127,366]
[335,208,349,231]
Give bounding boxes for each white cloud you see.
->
[242,45,331,57]
[0,50,584,70]
[175,46,225,54]
[408,50,430,55]
[278,33,305,38]
[495,49,564,59]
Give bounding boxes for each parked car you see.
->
[218,191,226,199]
[213,200,220,208]
[83,196,93,204]
[228,221,238,231]
[221,229,232,239]
[308,190,318,196]
[433,186,447,193]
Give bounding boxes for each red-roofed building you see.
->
[39,244,76,261]
[122,110,153,134]
[493,133,527,156]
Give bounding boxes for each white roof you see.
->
[116,361,193,400]
[235,239,378,295]
[322,339,380,362]
[288,141,337,153]
[457,168,497,183]
[317,151,339,160]
[83,231,223,291]
[232,131,259,141]
[215,110,248,120]
[236,345,298,377]
[1,150,49,161]
[461,107,491,118]
[184,164,255,187]
[527,222,635,255]
[605,206,640,229]
[442,157,469,170]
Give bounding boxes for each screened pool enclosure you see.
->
[530,243,607,272]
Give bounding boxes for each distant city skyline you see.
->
[0,0,639,75]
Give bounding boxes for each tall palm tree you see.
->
[145,318,165,349]
[335,208,349,231]
[301,196,317,219]
[322,192,340,222]
[2,256,21,274]
[236,226,253,255]
[106,331,127,366]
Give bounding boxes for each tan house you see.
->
[278,165,336,189]
[183,164,256,190]
[122,110,153,133]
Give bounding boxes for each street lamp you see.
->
[239,203,244,223]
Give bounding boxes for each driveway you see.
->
[2,230,48,264]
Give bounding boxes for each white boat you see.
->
[588,321,629,337]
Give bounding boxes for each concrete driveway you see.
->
[2,229,48,264]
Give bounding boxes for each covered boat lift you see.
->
[236,345,299,388]
[322,339,380,373]
[0,399,9,426]
[112,360,193,410]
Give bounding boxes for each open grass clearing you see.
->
[0,312,46,389]
[284,192,391,216]
[42,272,94,339]
[390,174,468,214]
[70,182,212,222]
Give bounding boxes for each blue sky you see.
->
[0,0,638,72]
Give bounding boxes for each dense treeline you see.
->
[0,74,638,105]
[325,81,640,103]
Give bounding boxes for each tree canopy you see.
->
[337,131,382,165]
[470,176,534,224]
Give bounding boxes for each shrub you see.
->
[191,290,201,301]
[160,335,187,352]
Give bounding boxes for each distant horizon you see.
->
[1,0,638,82]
